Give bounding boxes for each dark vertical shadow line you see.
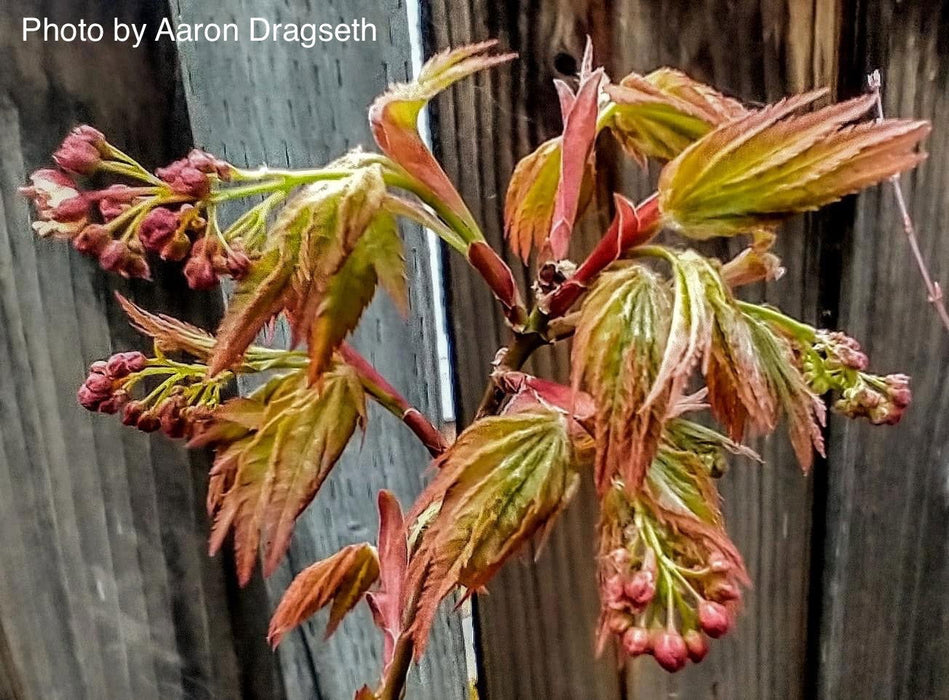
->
[802,0,865,696]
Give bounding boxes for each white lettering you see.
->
[22,18,40,41]
[249,17,269,41]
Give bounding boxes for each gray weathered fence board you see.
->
[170,1,468,698]
[0,1,280,697]
[818,2,949,699]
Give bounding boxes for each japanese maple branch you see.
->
[868,70,949,333]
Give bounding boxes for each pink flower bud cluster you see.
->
[78,353,213,439]
[21,126,248,287]
[156,149,233,198]
[807,331,911,426]
[77,352,147,413]
[597,534,744,672]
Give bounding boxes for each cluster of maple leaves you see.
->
[23,39,926,698]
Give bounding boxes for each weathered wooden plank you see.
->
[817,3,949,698]
[170,1,469,698]
[424,4,623,698]
[426,1,840,698]
[0,1,278,698]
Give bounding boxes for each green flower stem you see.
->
[737,301,817,342]
[99,160,165,186]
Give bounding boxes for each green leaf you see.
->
[571,264,672,494]
[405,409,584,656]
[606,68,747,165]
[658,91,930,238]
[207,363,367,584]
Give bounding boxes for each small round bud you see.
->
[607,613,633,636]
[77,384,102,410]
[84,372,113,395]
[698,600,731,639]
[73,225,111,255]
[602,575,627,610]
[683,630,709,663]
[624,570,656,606]
[136,412,161,433]
[705,579,741,603]
[621,627,651,657]
[89,360,109,375]
[138,207,180,252]
[184,254,219,290]
[652,630,688,672]
[122,401,146,427]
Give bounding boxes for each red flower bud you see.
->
[73,225,111,255]
[106,351,147,378]
[50,195,90,222]
[602,574,626,610]
[225,249,252,278]
[621,627,651,657]
[652,630,688,672]
[183,254,219,290]
[84,372,114,395]
[97,184,137,220]
[698,600,731,639]
[136,412,161,433]
[77,384,103,410]
[624,570,656,606]
[99,240,129,272]
[683,630,709,663]
[53,126,106,175]
[138,207,180,252]
[98,389,129,415]
[122,401,146,427]
[89,360,109,375]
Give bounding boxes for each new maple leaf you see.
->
[404,408,587,656]
[268,542,380,646]
[209,166,406,381]
[370,40,515,242]
[605,68,747,165]
[571,264,672,494]
[197,363,367,584]
[658,91,931,238]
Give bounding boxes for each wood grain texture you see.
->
[426,1,843,698]
[0,1,276,698]
[171,1,469,698]
[817,2,949,698]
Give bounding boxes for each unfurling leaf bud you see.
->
[621,626,651,657]
[683,630,709,662]
[652,630,688,671]
[698,600,731,638]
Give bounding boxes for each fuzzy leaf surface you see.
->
[572,264,672,494]
[658,92,930,238]
[206,363,367,584]
[405,409,584,656]
[606,68,746,165]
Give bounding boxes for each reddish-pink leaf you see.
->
[366,490,407,669]
[547,65,606,260]
[268,542,380,647]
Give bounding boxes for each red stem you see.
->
[546,194,661,318]
[340,344,447,456]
